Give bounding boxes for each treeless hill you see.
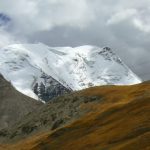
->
[0,74,43,130]
[0,82,150,150]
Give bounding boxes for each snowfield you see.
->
[0,43,142,100]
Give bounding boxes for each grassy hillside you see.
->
[0,82,150,150]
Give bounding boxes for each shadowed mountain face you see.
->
[0,74,43,130]
[0,81,149,150]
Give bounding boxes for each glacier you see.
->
[0,43,142,101]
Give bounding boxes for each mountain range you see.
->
[0,43,141,102]
[0,75,149,150]
[0,43,149,150]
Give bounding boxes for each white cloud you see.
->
[0,0,150,38]
[133,18,150,33]
[0,0,95,35]
[0,29,16,48]
[106,9,137,25]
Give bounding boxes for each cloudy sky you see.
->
[0,0,150,80]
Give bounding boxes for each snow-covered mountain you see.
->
[0,43,142,101]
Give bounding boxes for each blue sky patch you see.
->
[0,13,11,26]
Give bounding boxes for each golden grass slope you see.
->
[1,82,150,150]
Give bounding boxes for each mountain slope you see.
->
[0,43,141,101]
[0,82,149,150]
[0,74,43,130]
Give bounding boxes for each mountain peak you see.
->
[0,43,142,101]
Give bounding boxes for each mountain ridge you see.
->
[0,81,149,150]
[0,43,141,101]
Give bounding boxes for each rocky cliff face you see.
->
[33,72,71,102]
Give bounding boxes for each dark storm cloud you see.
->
[0,0,150,80]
